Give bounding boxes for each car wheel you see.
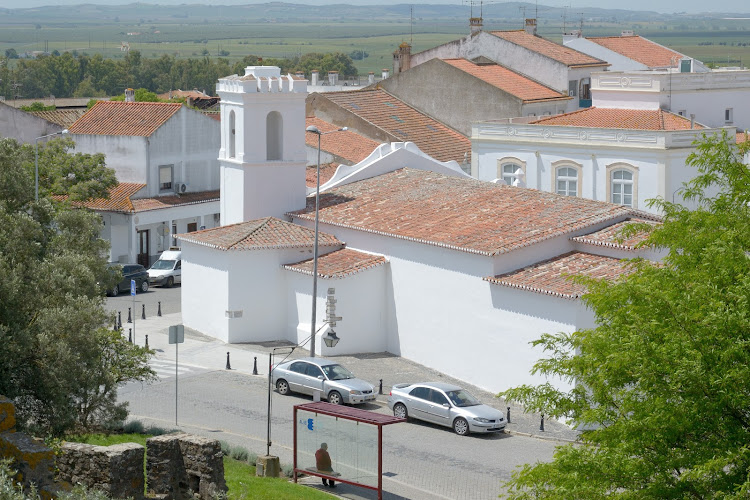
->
[111,284,119,296]
[276,379,290,396]
[453,417,470,436]
[328,391,342,405]
[393,403,408,420]
[167,276,174,287]
[140,280,149,293]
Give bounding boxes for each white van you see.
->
[148,250,181,287]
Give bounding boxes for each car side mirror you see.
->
[317,375,324,380]
[443,403,450,408]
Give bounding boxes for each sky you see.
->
[2,0,748,14]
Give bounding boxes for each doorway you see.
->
[137,229,150,267]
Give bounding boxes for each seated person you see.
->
[315,442,336,488]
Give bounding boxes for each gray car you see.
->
[272,357,376,405]
[387,382,506,436]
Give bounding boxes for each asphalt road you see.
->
[105,283,182,319]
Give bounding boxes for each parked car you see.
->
[387,382,506,436]
[148,250,182,287]
[272,357,376,405]
[107,263,149,296]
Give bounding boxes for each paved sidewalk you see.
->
[126,312,580,443]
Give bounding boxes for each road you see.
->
[111,287,568,500]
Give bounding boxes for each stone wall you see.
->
[57,442,145,499]
[147,433,227,500]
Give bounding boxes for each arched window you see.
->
[228,110,236,158]
[496,158,525,185]
[555,166,578,197]
[266,111,283,161]
[611,169,634,207]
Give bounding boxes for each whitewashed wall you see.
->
[181,242,230,342]
[73,135,148,183]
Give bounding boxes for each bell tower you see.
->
[217,66,308,225]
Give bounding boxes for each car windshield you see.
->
[150,260,176,270]
[321,364,354,381]
[445,389,482,407]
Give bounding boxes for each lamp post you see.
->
[305,124,347,357]
[34,129,68,201]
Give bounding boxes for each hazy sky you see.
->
[3,0,749,14]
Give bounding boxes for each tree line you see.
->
[0,50,359,100]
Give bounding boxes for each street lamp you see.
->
[34,129,68,201]
[305,124,347,357]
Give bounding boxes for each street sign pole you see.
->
[131,279,136,344]
[169,325,185,426]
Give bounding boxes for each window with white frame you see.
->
[611,169,634,207]
[159,165,173,191]
[497,161,522,185]
[555,166,578,197]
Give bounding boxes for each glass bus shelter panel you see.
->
[296,409,379,488]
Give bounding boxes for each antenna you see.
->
[410,5,413,45]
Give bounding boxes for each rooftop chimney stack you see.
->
[690,114,695,129]
[311,70,319,86]
[328,71,339,86]
[368,71,375,84]
[393,41,412,74]
[125,88,135,102]
[470,17,483,35]
[524,18,537,36]
[382,68,390,80]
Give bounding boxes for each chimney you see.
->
[125,88,135,102]
[470,17,483,35]
[311,70,319,86]
[524,18,537,36]
[382,68,390,80]
[393,42,411,74]
[621,30,635,37]
[690,114,695,129]
[328,70,339,86]
[368,72,375,85]
[295,71,305,80]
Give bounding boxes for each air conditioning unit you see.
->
[174,183,188,194]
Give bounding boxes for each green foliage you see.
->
[0,137,153,437]
[5,48,18,59]
[19,102,55,112]
[229,445,249,462]
[500,132,750,498]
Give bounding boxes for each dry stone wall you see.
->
[57,442,145,499]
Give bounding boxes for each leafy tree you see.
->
[19,102,55,112]
[0,138,153,436]
[109,88,160,102]
[500,131,750,499]
[5,48,18,59]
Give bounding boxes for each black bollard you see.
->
[127,307,132,323]
[113,313,118,331]
[157,301,162,317]
[145,335,149,348]
[118,311,122,330]
[253,357,258,375]
[142,304,146,320]
[507,406,511,424]
[540,414,545,432]
[226,352,232,370]
[128,328,132,343]
[379,379,383,395]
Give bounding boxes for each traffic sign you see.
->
[169,325,185,344]
[130,279,136,296]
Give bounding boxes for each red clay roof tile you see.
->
[305,116,381,165]
[75,182,146,212]
[28,109,87,128]
[587,35,683,69]
[131,190,220,213]
[68,101,182,136]
[284,248,387,278]
[489,30,608,68]
[570,218,658,251]
[531,107,704,130]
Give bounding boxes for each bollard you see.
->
[253,357,258,375]
[507,406,511,424]
[118,311,122,330]
[128,328,132,343]
[145,335,149,348]
[157,301,162,317]
[226,352,232,370]
[379,379,383,395]
[113,313,118,331]
[540,414,545,432]
[141,304,146,320]
[127,307,132,323]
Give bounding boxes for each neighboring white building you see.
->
[471,107,732,213]
[179,65,662,394]
[69,101,221,266]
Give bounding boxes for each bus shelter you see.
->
[293,402,405,499]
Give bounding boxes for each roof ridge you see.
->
[531,106,594,124]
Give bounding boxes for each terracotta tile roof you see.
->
[177,216,342,251]
[306,162,340,188]
[306,116,381,165]
[68,101,182,136]
[131,190,220,213]
[485,251,632,299]
[317,89,471,163]
[587,36,683,69]
[288,168,640,256]
[28,108,87,128]
[489,30,608,68]
[570,218,658,251]
[284,248,387,278]
[737,131,749,144]
[72,182,146,212]
[530,107,705,130]
[442,59,569,102]
[202,111,221,122]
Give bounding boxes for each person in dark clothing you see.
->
[315,442,336,488]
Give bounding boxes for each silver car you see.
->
[387,382,506,436]
[272,357,376,405]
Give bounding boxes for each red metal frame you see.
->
[293,402,405,500]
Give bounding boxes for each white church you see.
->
[179,66,664,394]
